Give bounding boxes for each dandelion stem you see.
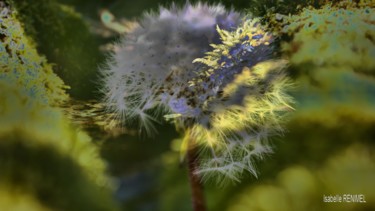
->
[187,135,206,211]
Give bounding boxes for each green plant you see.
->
[0,5,118,210]
[0,4,68,105]
[10,0,104,99]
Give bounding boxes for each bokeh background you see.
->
[1,0,374,210]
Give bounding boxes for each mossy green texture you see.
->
[0,4,111,189]
[0,6,68,105]
[256,1,375,123]
[274,2,375,167]
[10,0,103,99]
[0,5,117,210]
[246,0,326,17]
[281,1,375,72]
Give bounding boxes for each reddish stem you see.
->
[187,141,206,211]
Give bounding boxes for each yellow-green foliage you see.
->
[0,60,117,210]
[10,0,104,100]
[0,186,51,211]
[158,151,191,211]
[290,66,375,122]
[281,1,375,72]
[0,6,68,106]
[0,131,117,211]
[0,6,117,210]
[0,80,110,190]
[228,144,375,211]
[264,0,375,125]
[0,6,108,185]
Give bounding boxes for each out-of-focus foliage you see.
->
[0,131,117,211]
[0,81,111,188]
[8,0,104,100]
[158,150,193,211]
[100,125,178,211]
[281,1,375,73]
[248,0,375,125]
[278,0,375,126]
[0,186,51,211]
[0,6,109,184]
[0,4,118,210]
[0,5,68,105]
[228,144,375,211]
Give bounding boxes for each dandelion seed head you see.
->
[100,3,243,130]
[101,3,293,184]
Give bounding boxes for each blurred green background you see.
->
[1,0,374,211]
